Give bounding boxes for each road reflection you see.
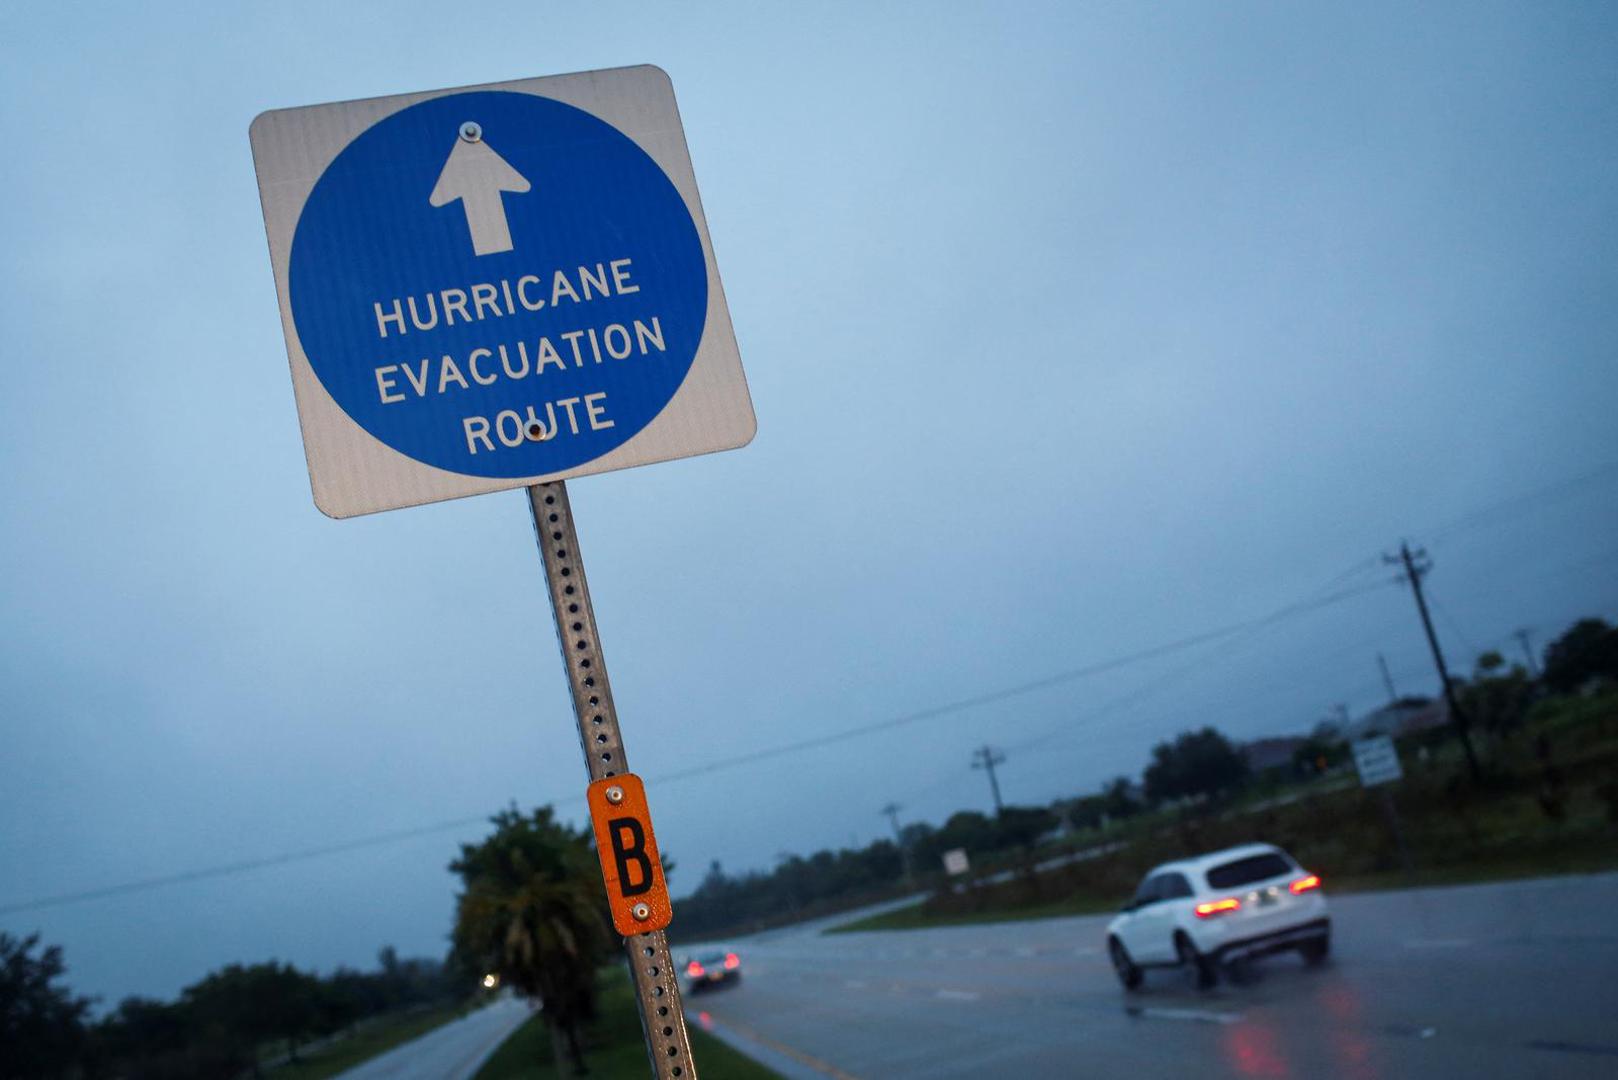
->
[1221,1017,1291,1078]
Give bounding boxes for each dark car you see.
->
[680,948,742,992]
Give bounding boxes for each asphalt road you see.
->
[685,873,1618,1079]
[334,995,533,1080]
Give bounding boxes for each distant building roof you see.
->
[1241,736,1306,772]
[1349,696,1446,739]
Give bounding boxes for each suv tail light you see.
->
[724,953,740,970]
[686,961,705,978]
[1290,875,1321,894]
[1194,897,1241,918]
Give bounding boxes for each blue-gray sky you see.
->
[3,1,1616,1007]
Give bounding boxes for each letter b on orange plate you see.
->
[587,774,673,935]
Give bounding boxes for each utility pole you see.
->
[1377,653,1399,705]
[1514,628,1541,679]
[1385,541,1482,782]
[972,746,1007,816]
[879,802,914,884]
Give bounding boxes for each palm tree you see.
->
[451,806,612,1075]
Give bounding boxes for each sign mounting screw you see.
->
[631,902,651,921]
[605,785,625,805]
[459,121,482,143]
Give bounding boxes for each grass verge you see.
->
[474,969,780,1079]
[829,695,1618,935]
[268,1001,472,1080]
[828,836,1618,934]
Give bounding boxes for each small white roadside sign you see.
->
[1352,734,1403,787]
[942,848,971,876]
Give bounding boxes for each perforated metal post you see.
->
[528,481,698,1080]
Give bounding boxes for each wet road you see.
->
[334,995,533,1080]
[685,873,1618,1079]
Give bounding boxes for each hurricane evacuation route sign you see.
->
[250,66,754,517]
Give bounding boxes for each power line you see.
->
[0,815,497,917]
[2,577,1382,916]
[1423,460,1618,543]
[1009,576,1397,754]
[12,468,1612,917]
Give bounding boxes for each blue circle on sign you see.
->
[289,91,707,478]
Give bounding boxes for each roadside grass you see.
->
[830,833,1618,933]
[267,1001,473,1080]
[474,969,780,1080]
[830,692,1618,935]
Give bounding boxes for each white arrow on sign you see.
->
[429,133,532,256]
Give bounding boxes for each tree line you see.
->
[0,935,464,1080]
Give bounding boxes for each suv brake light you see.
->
[686,961,705,978]
[1290,875,1321,894]
[724,953,740,970]
[1194,897,1241,918]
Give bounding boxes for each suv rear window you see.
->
[1205,853,1292,889]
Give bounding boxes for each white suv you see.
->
[1105,843,1329,990]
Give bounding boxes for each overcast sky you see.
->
[3,2,1616,1008]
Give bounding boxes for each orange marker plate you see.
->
[587,773,673,935]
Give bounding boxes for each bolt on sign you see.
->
[249,65,754,518]
[250,66,755,1079]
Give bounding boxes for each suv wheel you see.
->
[1108,937,1143,991]
[1175,933,1217,990]
[1300,934,1331,966]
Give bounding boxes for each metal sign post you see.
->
[530,481,693,1078]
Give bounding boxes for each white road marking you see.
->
[1074,946,1098,957]
[1015,946,1037,957]
[967,947,987,958]
[844,979,867,989]
[936,989,982,1002]
[1131,1006,1242,1025]
[1405,938,1473,949]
